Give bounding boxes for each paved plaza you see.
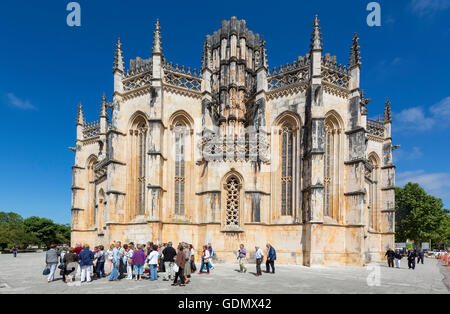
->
[0,252,448,294]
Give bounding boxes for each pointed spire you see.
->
[384,98,392,123]
[100,93,107,118]
[152,18,163,54]
[310,15,323,51]
[349,32,361,68]
[113,38,124,72]
[76,103,85,126]
[261,35,268,68]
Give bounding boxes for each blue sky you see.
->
[0,0,449,224]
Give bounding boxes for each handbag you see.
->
[173,264,179,273]
[144,262,150,270]
[43,265,50,276]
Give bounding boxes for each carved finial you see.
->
[261,35,268,68]
[384,98,392,123]
[310,15,323,51]
[77,103,85,126]
[113,38,124,72]
[153,18,163,54]
[360,90,371,115]
[349,32,361,68]
[100,93,107,118]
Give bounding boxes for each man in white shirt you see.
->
[255,246,264,276]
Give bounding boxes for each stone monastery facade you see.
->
[71,16,396,266]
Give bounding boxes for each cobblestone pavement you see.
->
[0,252,448,294]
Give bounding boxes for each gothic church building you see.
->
[71,16,396,266]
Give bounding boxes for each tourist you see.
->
[126,243,134,280]
[92,246,99,278]
[183,243,191,284]
[417,249,425,264]
[106,244,114,275]
[109,242,121,281]
[59,245,68,279]
[95,245,106,278]
[45,244,59,283]
[132,244,146,281]
[200,244,213,272]
[198,245,210,274]
[255,246,264,276]
[266,243,276,274]
[78,244,94,283]
[394,249,402,268]
[159,243,166,272]
[147,244,159,281]
[385,248,395,267]
[189,244,196,273]
[118,241,125,279]
[207,243,215,269]
[63,247,78,283]
[407,249,416,270]
[238,244,247,273]
[146,242,154,256]
[122,244,129,277]
[74,243,83,256]
[172,244,186,286]
[11,246,18,258]
[162,242,177,281]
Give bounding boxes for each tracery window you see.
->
[324,113,342,220]
[368,155,379,230]
[225,176,241,226]
[86,156,97,227]
[324,127,334,217]
[174,123,186,215]
[137,125,147,215]
[281,126,293,216]
[128,115,147,218]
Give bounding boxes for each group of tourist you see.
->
[43,241,277,286]
[384,248,426,270]
[44,241,217,287]
[237,243,276,276]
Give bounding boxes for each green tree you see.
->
[56,223,71,245]
[395,182,449,248]
[0,212,37,249]
[23,216,59,248]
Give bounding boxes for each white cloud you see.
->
[394,107,435,131]
[410,0,450,16]
[393,96,450,133]
[397,170,450,200]
[6,93,36,110]
[430,96,450,118]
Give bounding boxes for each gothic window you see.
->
[368,154,379,230]
[128,114,148,218]
[225,176,241,227]
[174,123,186,215]
[281,126,293,216]
[251,193,261,223]
[324,127,334,217]
[137,125,147,215]
[86,156,97,227]
[324,112,342,220]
